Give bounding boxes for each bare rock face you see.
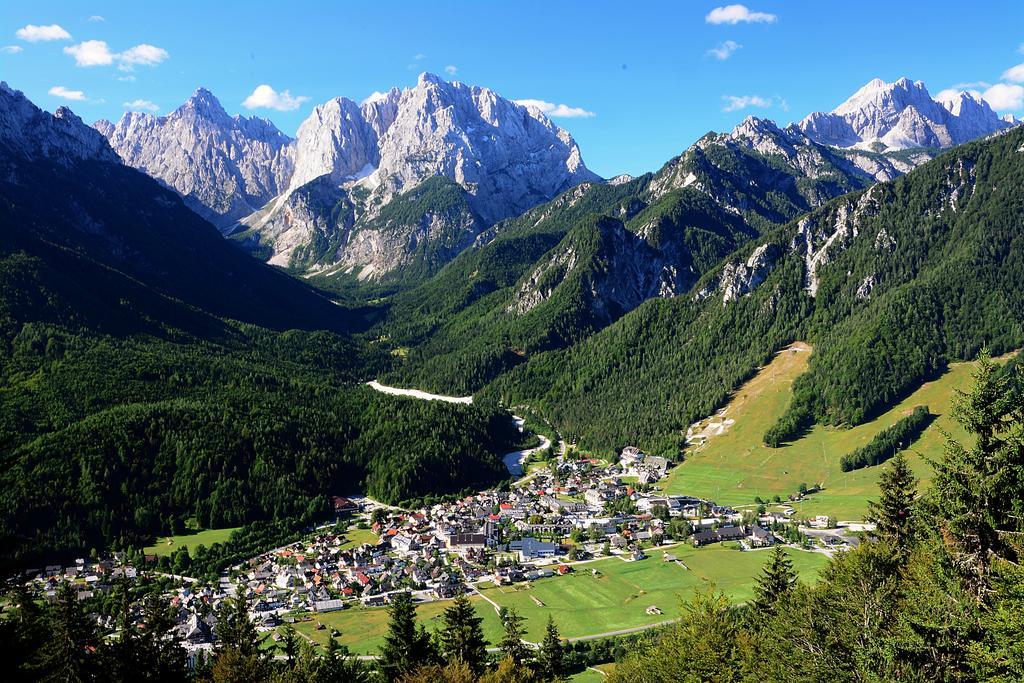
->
[0,81,119,166]
[96,88,295,231]
[286,93,396,192]
[240,72,598,279]
[719,243,782,303]
[236,176,353,268]
[364,72,598,225]
[798,77,1013,152]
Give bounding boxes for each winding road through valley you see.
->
[366,380,553,476]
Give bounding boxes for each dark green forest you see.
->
[0,146,519,570]
[473,127,1024,455]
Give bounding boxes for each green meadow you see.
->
[664,345,1009,520]
[144,527,241,558]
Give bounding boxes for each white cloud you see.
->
[117,44,169,70]
[49,85,87,101]
[935,88,973,102]
[444,64,458,76]
[1,45,23,54]
[124,99,159,112]
[118,75,136,82]
[706,5,777,24]
[514,98,596,118]
[64,40,169,69]
[982,83,1024,111]
[64,39,114,66]
[413,53,426,61]
[242,84,309,111]
[707,40,741,60]
[88,15,105,22]
[16,24,71,42]
[1002,63,1024,83]
[722,94,772,112]
[361,91,389,106]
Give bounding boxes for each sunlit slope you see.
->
[664,344,1009,519]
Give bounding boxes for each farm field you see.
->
[278,545,827,654]
[287,595,504,655]
[144,527,241,558]
[664,345,1007,520]
[474,545,828,640]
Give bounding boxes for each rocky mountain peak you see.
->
[0,81,119,166]
[97,87,295,230]
[799,77,1013,151]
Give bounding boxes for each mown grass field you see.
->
[144,527,240,557]
[287,595,504,655]
[664,345,1008,519]
[336,526,378,551]
[569,666,612,682]
[475,545,828,640]
[279,545,827,654]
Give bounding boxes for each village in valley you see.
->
[12,437,857,663]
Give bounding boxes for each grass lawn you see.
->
[280,545,827,654]
[475,545,828,641]
[569,667,610,682]
[336,526,378,551]
[144,527,241,557]
[664,344,1008,520]
[286,595,504,655]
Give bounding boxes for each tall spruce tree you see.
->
[867,451,918,558]
[215,591,262,656]
[537,616,565,681]
[378,592,436,681]
[751,546,797,616]
[498,607,530,666]
[931,355,1024,600]
[438,593,488,675]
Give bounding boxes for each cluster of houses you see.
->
[21,556,138,603]
[11,445,818,663]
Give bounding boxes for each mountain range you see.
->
[2,71,1024,566]
[798,76,1014,151]
[92,75,1014,287]
[98,72,597,281]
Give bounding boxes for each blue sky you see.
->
[2,1,1023,177]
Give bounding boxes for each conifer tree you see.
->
[751,546,796,615]
[537,616,565,681]
[438,593,488,676]
[379,592,437,681]
[932,354,1024,600]
[215,591,262,657]
[867,451,918,558]
[498,607,530,666]
[43,582,100,683]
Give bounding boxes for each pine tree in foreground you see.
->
[497,607,530,667]
[379,592,437,682]
[867,451,918,558]
[438,593,489,676]
[537,616,565,681]
[751,546,796,616]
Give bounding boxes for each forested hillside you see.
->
[479,127,1024,454]
[0,91,520,569]
[379,122,880,395]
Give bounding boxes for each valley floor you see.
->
[279,545,828,655]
